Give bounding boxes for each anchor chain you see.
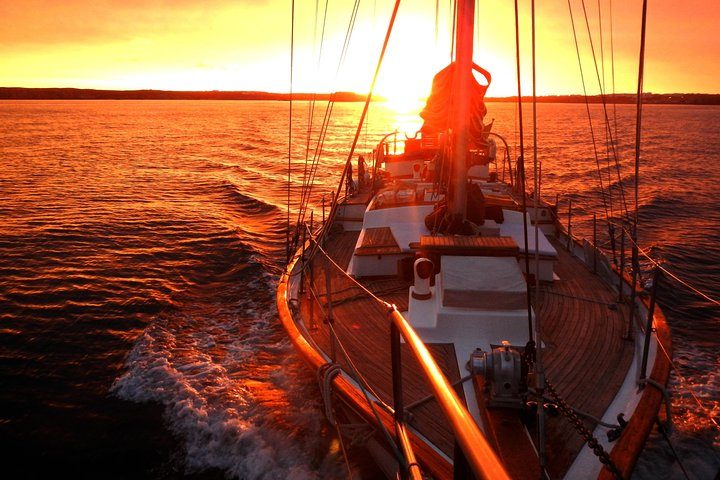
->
[545,379,624,480]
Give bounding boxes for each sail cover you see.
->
[420,62,492,146]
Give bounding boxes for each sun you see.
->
[373,54,436,136]
[378,82,427,113]
[370,69,427,136]
[378,82,425,137]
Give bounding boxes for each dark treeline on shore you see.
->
[488,93,720,105]
[0,88,366,102]
[1,87,719,105]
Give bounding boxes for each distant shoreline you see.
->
[0,88,367,102]
[488,93,720,105]
[1,87,719,105]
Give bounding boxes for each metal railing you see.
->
[388,307,511,480]
[554,199,667,388]
[297,223,510,480]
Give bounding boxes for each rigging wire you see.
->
[609,0,619,152]
[475,0,480,51]
[530,0,547,472]
[302,241,427,472]
[296,0,329,229]
[301,250,396,415]
[627,0,649,338]
[597,0,606,94]
[314,234,388,305]
[655,332,720,436]
[617,228,720,308]
[338,0,362,73]
[598,0,615,224]
[655,418,692,480]
[327,324,409,469]
[531,0,540,295]
[579,0,629,221]
[603,224,720,434]
[451,0,457,61]
[633,0,648,236]
[332,419,355,478]
[569,0,720,455]
[294,0,362,239]
[326,0,402,228]
[567,0,611,224]
[435,0,439,44]
[297,0,329,231]
[286,0,296,264]
[514,0,535,353]
[302,240,410,468]
[607,0,620,264]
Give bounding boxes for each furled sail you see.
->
[419,62,492,147]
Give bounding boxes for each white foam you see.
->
[112,290,345,479]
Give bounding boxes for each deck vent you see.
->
[411,258,433,300]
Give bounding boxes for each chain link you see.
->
[545,379,624,479]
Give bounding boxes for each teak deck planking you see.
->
[296,227,634,478]
[355,227,402,256]
[303,231,462,455]
[535,238,633,478]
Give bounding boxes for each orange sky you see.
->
[1,0,718,99]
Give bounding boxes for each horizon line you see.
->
[1,86,719,97]
[1,87,719,105]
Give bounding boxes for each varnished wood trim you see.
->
[598,303,672,480]
[553,215,673,479]
[276,254,453,480]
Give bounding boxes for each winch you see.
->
[469,341,527,409]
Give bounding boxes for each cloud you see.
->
[0,0,260,47]
[1,0,718,93]
[0,0,291,91]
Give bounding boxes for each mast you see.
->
[449,0,475,220]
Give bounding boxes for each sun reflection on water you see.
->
[380,96,426,137]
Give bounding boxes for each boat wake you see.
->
[112,275,345,479]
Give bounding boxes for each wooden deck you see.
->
[300,231,462,456]
[411,235,520,257]
[295,228,633,478]
[355,227,402,256]
[537,238,634,478]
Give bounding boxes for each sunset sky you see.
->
[1,0,718,100]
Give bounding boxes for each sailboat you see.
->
[277,1,671,478]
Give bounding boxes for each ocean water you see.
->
[0,100,717,479]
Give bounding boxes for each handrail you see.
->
[391,320,423,480]
[302,231,511,478]
[388,307,512,480]
[486,132,513,187]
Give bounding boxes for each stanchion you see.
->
[566,199,573,251]
[593,213,597,274]
[324,253,336,362]
[618,228,625,303]
[639,266,662,383]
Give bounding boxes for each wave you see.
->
[637,194,688,215]
[220,181,280,216]
[111,281,344,479]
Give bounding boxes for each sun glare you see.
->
[0,0,714,96]
[382,97,425,137]
[377,81,427,113]
[374,66,430,136]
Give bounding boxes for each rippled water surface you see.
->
[0,100,718,479]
